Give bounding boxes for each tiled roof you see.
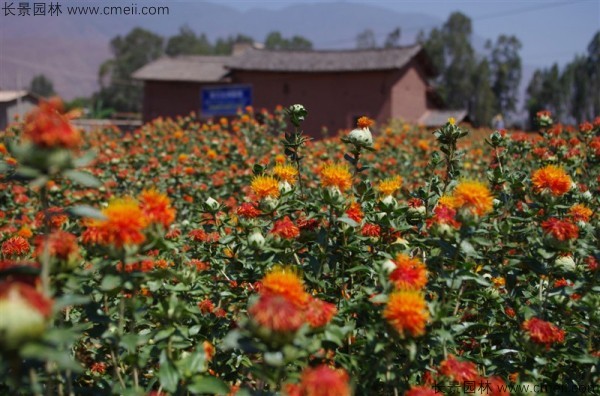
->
[0,90,29,103]
[132,45,429,82]
[132,56,231,82]
[227,45,423,72]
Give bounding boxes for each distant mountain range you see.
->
[0,1,532,104]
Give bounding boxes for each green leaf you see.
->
[159,351,180,393]
[264,351,284,367]
[100,274,121,291]
[63,169,102,187]
[67,205,107,220]
[72,150,97,167]
[337,216,359,227]
[188,376,229,395]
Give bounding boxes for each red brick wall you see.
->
[141,63,433,136]
[232,70,400,136]
[142,81,203,122]
[390,59,430,122]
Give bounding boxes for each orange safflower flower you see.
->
[439,355,478,382]
[389,254,428,291]
[320,163,352,193]
[261,266,309,308]
[522,317,565,348]
[23,97,81,149]
[357,116,374,129]
[272,163,298,185]
[82,198,148,248]
[569,204,592,223]
[139,190,176,228]
[249,293,304,333]
[450,180,493,216]
[383,290,429,337]
[295,365,351,396]
[251,175,280,200]
[1,236,30,257]
[377,175,403,197]
[531,165,572,196]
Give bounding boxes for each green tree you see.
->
[525,64,562,127]
[96,27,164,114]
[213,34,254,55]
[265,32,313,51]
[29,74,55,98]
[488,35,522,117]
[440,12,476,110]
[165,25,211,56]
[356,29,377,49]
[384,27,401,48]
[470,59,497,127]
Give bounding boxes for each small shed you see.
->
[0,90,38,131]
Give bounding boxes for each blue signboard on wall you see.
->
[201,85,252,117]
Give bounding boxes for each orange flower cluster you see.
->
[389,254,428,291]
[285,365,351,396]
[272,163,298,185]
[271,216,300,239]
[357,116,374,129]
[23,97,81,149]
[383,290,429,337]
[531,165,572,196]
[448,180,494,216]
[82,198,148,248]
[251,175,280,200]
[249,267,336,333]
[320,163,352,193]
[383,252,429,337]
[34,231,79,262]
[569,204,592,223]
[139,189,176,228]
[522,317,565,348]
[377,175,403,197]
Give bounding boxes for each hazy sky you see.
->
[211,0,600,67]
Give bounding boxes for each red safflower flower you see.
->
[305,296,337,328]
[522,317,565,348]
[271,216,300,239]
[405,386,437,396]
[439,355,478,382]
[237,202,261,218]
[361,223,381,237]
[23,97,81,149]
[198,299,215,314]
[2,236,30,257]
[389,254,428,291]
[34,231,79,262]
[541,218,579,241]
[249,293,305,333]
[295,365,351,396]
[345,202,364,223]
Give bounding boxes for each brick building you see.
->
[133,45,466,135]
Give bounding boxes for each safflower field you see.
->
[0,99,598,395]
